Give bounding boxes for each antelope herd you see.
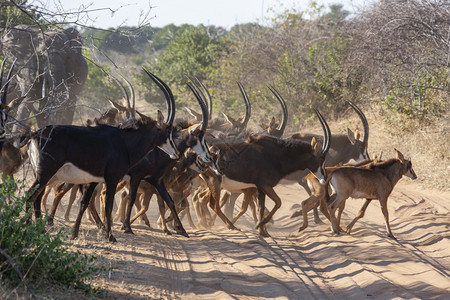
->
[0,58,418,243]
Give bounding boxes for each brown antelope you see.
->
[23,69,179,242]
[288,100,370,223]
[297,154,382,233]
[326,149,417,239]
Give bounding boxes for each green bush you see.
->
[0,177,102,294]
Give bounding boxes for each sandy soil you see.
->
[40,178,450,300]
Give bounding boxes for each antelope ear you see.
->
[269,116,276,127]
[108,99,127,111]
[354,129,361,140]
[156,110,165,127]
[376,151,383,161]
[260,123,269,131]
[222,113,235,125]
[394,148,405,162]
[185,107,202,121]
[188,123,201,134]
[311,137,320,155]
[347,128,356,145]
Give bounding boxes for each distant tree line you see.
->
[1,0,449,129]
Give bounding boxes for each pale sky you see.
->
[39,0,371,29]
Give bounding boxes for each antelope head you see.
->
[394,148,417,180]
[222,81,251,131]
[184,80,215,164]
[345,100,370,161]
[143,68,179,160]
[260,85,288,138]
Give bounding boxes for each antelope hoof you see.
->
[331,227,340,235]
[175,226,189,238]
[387,233,397,240]
[47,218,54,226]
[258,227,271,238]
[108,234,117,243]
[229,226,241,232]
[145,221,151,228]
[290,209,302,218]
[315,218,325,225]
[255,221,263,229]
[298,225,307,232]
[227,224,238,231]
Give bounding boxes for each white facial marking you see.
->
[158,133,179,159]
[192,137,211,163]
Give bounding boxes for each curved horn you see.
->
[187,81,208,131]
[105,72,131,118]
[267,85,288,135]
[313,109,331,155]
[192,76,212,120]
[142,68,175,125]
[345,100,369,147]
[236,81,251,126]
[118,73,136,119]
[101,69,130,106]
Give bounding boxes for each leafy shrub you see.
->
[0,177,102,294]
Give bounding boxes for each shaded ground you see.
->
[31,180,450,299]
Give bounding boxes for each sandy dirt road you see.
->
[55,180,450,300]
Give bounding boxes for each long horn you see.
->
[105,72,131,118]
[192,76,212,120]
[118,73,136,119]
[187,81,208,131]
[314,109,331,155]
[345,100,369,147]
[142,68,175,125]
[236,81,251,126]
[267,85,288,135]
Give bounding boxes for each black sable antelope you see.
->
[24,68,178,242]
[118,74,218,237]
[211,109,331,237]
